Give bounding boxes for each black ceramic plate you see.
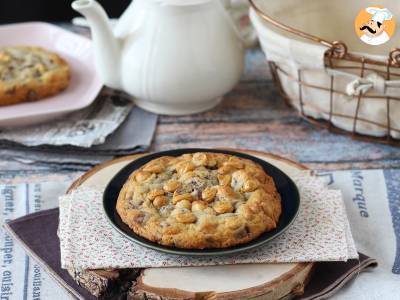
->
[103,148,300,256]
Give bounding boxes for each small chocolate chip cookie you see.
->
[116,152,282,249]
[0,46,70,106]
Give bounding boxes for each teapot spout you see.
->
[72,0,121,89]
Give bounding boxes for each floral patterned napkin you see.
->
[58,174,358,270]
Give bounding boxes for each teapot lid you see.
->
[153,0,212,5]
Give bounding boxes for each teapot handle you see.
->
[222,0,258,48]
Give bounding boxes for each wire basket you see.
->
[249,0,400,145]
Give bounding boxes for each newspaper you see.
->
[0,89,133,148]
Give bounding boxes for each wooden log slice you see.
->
[67,149,314,299]
[129,263,313,300]
[67,267,140,299]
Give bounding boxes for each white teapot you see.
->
[72,0,248,115]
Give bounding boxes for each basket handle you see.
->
[248,0,348,58]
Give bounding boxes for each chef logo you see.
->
[355,5,396,46]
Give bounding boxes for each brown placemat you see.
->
[4,209,378,300]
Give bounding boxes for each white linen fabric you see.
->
[317,170,400,300]
[0,182,72,300]
[1,168,399,299]
[249,0,400,139]
[58,174,357,270]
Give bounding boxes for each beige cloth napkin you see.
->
[58,175,358,270]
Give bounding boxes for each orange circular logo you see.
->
[354,5,396,46]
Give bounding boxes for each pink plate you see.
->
[0,22,103,127]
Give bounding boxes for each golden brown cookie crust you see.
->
[0,46,70,106]
[116,152,282,249]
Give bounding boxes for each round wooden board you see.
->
[67,149,314,300]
